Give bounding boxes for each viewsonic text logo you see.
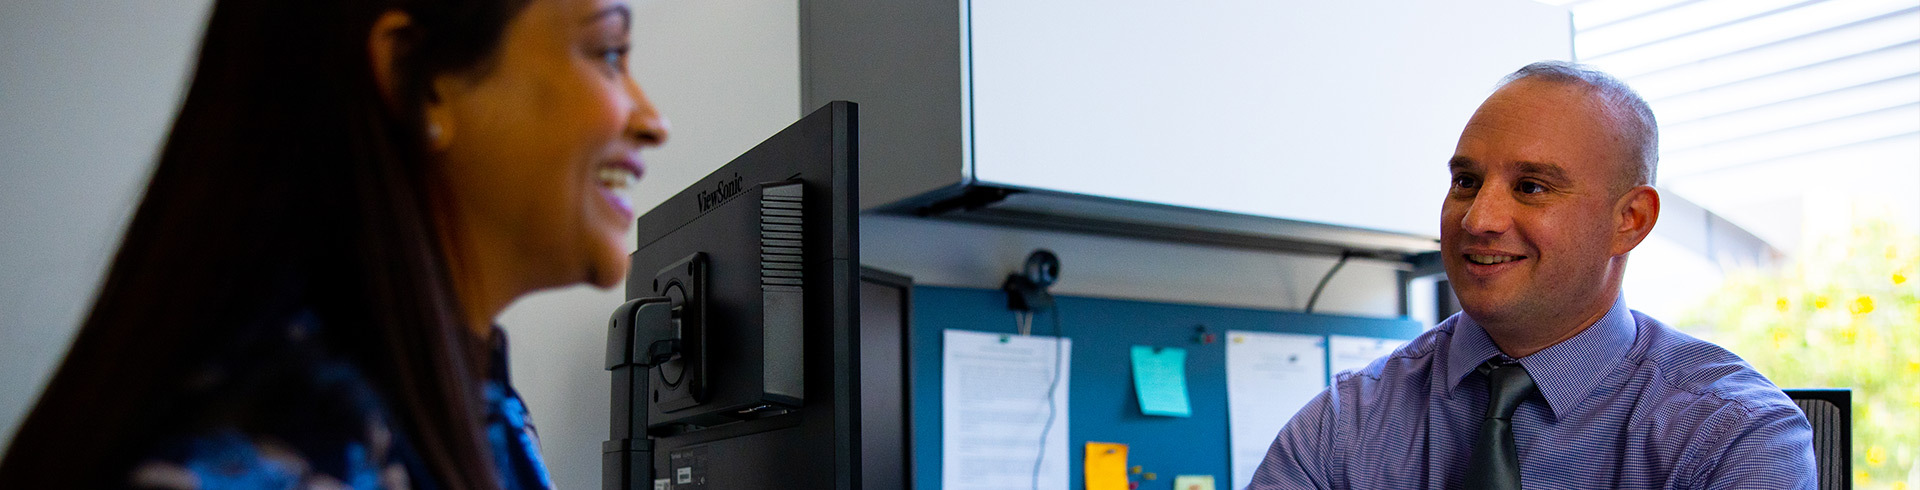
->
[696,173,745,213]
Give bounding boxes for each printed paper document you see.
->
[1329,334,1406,375]
[1225,331,1326,490]
[942,329,1072,490]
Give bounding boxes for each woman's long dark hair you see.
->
[0,0,530,487]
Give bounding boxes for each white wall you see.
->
[0,0,214,446]
[0,2,1403,490]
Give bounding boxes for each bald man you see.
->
[1248,62,1816,489]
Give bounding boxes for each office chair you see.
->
[1784,389,1851,490]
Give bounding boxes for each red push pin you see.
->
[1193,325,1216,344]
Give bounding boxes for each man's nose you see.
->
[1460,191,1514,237]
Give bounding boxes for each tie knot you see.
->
[1478,359,1537,420]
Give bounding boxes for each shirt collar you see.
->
[1446,295,1637,420]
[488,325,512,382]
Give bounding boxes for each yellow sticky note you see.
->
[1084,442,1129,490]
[1173,474,1216,490]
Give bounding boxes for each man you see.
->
[1248,62,1816,489]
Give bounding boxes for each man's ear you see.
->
[1611,185,1660,256]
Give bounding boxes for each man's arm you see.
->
[1691,402,1817,490]
[1246,388,1338,490]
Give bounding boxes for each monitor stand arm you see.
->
[605,297,674,490]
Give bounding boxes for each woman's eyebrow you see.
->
[585,4,631,30]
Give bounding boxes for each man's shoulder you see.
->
[1332,321,1452,387]
[1629,311,1797,415]
[1626,312,1816,488]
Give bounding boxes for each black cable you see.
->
[1305,251,1353,314]
[1031,307,1064,490]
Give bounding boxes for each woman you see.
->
[0,0,666,487]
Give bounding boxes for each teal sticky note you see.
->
[1130,346,1191,417]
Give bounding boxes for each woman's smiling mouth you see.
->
[596,158,643,220]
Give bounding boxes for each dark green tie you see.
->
[1465,359,1537,490]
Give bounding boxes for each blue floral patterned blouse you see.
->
[125,313,553,489]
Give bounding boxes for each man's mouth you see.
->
[1466,254,1525,265]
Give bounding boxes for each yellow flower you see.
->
[1775,298,1790,313]
[1857,470,1872,485]
[1896,270,1908,285]
[1908,361,1920,374]
[1893,481,1908,490]
[1814,296,1830,309]
[1850,296,1875,315]
[1866,445,1886,465]
[1838,326,1857,343]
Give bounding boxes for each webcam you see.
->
[1002,249,1061,312]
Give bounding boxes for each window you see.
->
[1537,0,1920,487]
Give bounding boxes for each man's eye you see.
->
[1516,181,1547,194]
[1452,175,1479,190]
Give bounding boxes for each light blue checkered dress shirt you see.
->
[1250,296,1816,489]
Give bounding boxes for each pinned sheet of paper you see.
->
[1130,346,1192,417]
[1084,442,1129,490]
[1173,474,1216,490]
[1225,331,1326,490]
[942,330,1071,490]
[1329,335,1406,375]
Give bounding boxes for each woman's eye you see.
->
[600,46,629,71]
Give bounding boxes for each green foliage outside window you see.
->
[1680,217,1919,489]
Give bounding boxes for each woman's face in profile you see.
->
[427,0,667,291]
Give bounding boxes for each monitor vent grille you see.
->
[760,183,804,290]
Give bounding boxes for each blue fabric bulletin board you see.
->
[910,286,1425,490]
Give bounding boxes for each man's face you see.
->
[1442,78,1636,327]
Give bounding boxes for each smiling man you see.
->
[1247,62,1816,489]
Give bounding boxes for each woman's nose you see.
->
[626,79,668,146]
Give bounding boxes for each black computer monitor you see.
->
[605,101,900,489]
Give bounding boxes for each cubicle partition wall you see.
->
[909,286,1425,489]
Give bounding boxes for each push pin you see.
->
[1192,325,1215,344]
